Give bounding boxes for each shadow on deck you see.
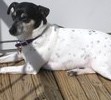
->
[0,61,111,100]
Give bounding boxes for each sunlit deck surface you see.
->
[0,61,111,100]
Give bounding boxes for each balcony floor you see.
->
[0,61,111,100]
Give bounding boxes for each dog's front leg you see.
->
[0,64,37,74]
[0,52,23,63]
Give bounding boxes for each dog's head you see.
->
[7,2,50,36]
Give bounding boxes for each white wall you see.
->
[1,0,111,51]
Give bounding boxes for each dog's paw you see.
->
[67,67,95,77]
[67,70,78,76]
[67,67,84,76]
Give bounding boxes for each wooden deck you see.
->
[0,61,111,100]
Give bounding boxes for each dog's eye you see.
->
[11,11,16,20]
[12,15,16,20]
[21,13,27,19]
[20,13,30,22]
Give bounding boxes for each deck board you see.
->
[99,76,111,94]
[0,74,13,100]
[0,64,13,100]
[54,71,88,100]
[32,70,63,100]
[77,74,111,100]
[87,74,111,100]
[0,61,111,100]
[10,75,26,100]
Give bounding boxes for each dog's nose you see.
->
[9,26,16,35]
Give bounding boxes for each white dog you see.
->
[0,2,111,80]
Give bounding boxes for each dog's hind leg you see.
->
[92,58,111,80]
[0,52,23,63]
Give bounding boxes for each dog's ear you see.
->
[7,2,19,15]
[38,5,50,24]
[38,5,50,17]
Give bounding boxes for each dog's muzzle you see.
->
[9,20,23,36]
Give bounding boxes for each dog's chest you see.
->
[22,26,58,65]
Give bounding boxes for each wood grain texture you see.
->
[0,64,13,100]
[77,74,111,100]
[32,70,63,100]
[87,74,111,100]
[77,75,100,100]
[0,62,111,100]
[54,71,88,100]
[10,74,26,100]
[98,75,111,94]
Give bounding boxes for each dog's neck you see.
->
[17,21,49,42]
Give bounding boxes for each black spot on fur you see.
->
[93,56,96,59]
[91,41,93,44]
[80,54,84,58]
[89,30,96,33]
[86,45,89,48]
[104,45,107,48]
[68,53,71,55]
[97,40,100,43]
[56,53,60,58]
[73,54,76,57]
[99,50,101,54]
[88,32,92,35]
[72,30,75,32]
[105,37,108,39]
[48,48,50,51]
